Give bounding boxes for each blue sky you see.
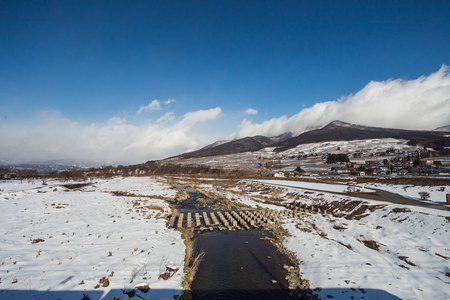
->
[1,1,450,164]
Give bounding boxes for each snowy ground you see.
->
[258,177,450,204]
[1,176,449,300]
[0,177,185,300]
[257,179,376,194]
[191,177,450,300]
[272,138,418,157]
[357,181,450,204]
[258,180,450,300]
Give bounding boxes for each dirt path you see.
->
[264,182,450,212]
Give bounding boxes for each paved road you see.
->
[350,188,450,211]
[263,181,450,212]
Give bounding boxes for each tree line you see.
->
[1,162,260,181]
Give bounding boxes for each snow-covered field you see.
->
[255,180,450,300]
[257,179,375,193]
[192,178,450,299]
[360,182,450,204]
[259,177,450,204]
[0,177,185,300]
[1,176,449,300]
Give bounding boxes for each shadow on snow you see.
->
[0,288,402,300]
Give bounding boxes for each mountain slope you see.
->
[273,121,450,152]
[174,131,294,159]
[176,136,275,159]
[166,121,450,161]
[200,140,231,150]
[434,125,450,132]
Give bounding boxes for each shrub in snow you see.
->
[418,191,430,201]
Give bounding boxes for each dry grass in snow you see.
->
[0,177,185,300]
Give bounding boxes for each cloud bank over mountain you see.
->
[1,66,449,165]
[0,107,222,164]
[234,65,450,138]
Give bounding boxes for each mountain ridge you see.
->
[174,135,276,159]
[168,121,450,160]
[434,124,450,132]
[272,121,449,152]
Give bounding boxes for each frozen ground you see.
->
[191,177,450,300]
[257,180,450,300]
[1,176,449,300]
[0,177,185,300]
[257,179,376,193]
[357,181,450,204]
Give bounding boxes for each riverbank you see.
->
[180,176,450,299]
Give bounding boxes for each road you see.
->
[263,181,450,212]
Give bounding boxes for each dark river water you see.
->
[192,230,291,300]
[169,185,292,299]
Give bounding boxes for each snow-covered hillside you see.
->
[167,138,420,170]
[276,138,417,157]
[259,180,450,300]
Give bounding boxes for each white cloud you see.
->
[157,112,175,123]
[137,98,175,114]
[108,116,127,125]
[137,100,161,113]
[0,107,222,164]
[164,99,176,105]
[234,65,450,138]
[245,108,258,115]
[179,107,222,126]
